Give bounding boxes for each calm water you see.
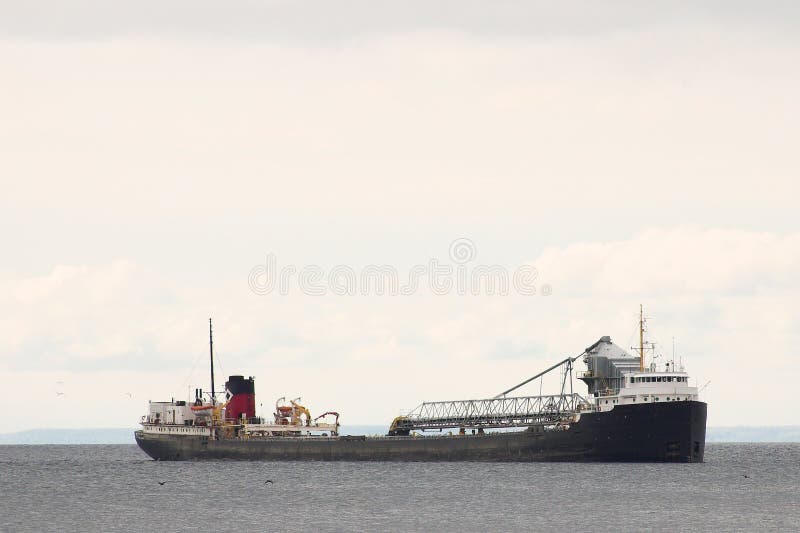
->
[1,443,798,532]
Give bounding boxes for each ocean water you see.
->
[1,444,798,532]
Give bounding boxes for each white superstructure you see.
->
[578,307,700,413]
[593,369,699,412]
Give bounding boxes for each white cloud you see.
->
[525,227,800,426]
[1,24,798,220]
[2,227,798,431]
[1,6,799,432]
[536,227,800,296]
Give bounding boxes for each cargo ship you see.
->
[135,308,707,462]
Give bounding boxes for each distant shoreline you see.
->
[1,426,799,445]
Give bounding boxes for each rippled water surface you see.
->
[1,443,798,532]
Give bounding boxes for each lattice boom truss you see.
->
[396,393,587,431]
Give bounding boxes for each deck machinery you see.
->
[388,357,586,435]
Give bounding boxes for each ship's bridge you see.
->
[590,370,700,412]
[626,373,689,386]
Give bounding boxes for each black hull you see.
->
[135,401,707,463]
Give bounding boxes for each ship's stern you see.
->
[134,430,204,461]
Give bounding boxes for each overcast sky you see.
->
[1,1,799,431]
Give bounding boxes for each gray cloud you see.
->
[1,1,798,42]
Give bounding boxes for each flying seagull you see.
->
[743,475,750,479]
[158,481,167,486]
[264,480,273,485]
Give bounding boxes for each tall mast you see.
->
[209,318,216,405]
[639,304,644,371]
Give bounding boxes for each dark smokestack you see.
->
[225,375,255,422]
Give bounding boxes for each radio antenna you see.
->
[209,318,216,405]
